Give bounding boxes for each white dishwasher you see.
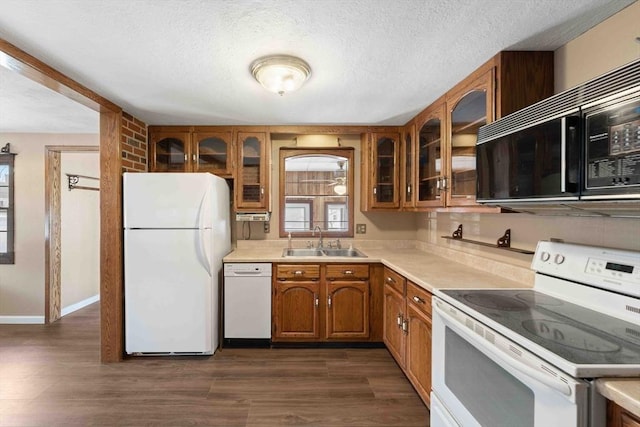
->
[223,263,272,347]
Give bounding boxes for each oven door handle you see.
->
[434,305,573,397]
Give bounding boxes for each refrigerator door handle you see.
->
[196,188,212,277]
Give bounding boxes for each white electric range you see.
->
[431,240,640,427]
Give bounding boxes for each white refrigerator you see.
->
[123,172,231,355]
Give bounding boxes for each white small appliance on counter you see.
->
[123,172,231,355]
[431,240,640,427]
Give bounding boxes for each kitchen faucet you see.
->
[312,226,323,249]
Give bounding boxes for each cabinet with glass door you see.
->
[444,70,493,207]
[415,100,446,209]
[192,129,233,177]
[235,130,270,211]
[149,130,191,172]
[361,131,401,211]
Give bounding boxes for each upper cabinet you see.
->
[401,124,415,209]
[361,131,401,211]
[410,50,554,211]
[149,130,191,172]
[192,131,233,176]
[445,70,493,207]
[415,101,446,209]
[235,130,270,211]
[149,127,233,177]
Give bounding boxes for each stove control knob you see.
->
[554,254,565,265]
[540,251,551,262]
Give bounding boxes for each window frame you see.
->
[279,147,354,238]
[0,153,16,264]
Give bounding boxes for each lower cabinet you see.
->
[383,266,433,407]
[273,263,374,342]
[608,400,640,427]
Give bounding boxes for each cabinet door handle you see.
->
[328,296,332,308]
[441,177,448,190]
[402,319,408,335]
[386,276,396,284]
[184,153,188,162]
[412,296,425,304]
[315,294,319,307]
[343,270,354,275]
[192,153,197,162]
[397,313,403,327]
[373,187,377,195]
[436,178,441,190]
[407,184,411,194]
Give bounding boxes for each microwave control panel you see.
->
[585,95,640,192]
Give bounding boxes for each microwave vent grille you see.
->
[478,59,640,143]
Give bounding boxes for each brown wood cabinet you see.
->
[401,124,416,209]
[407,50,554,212]
[360,131,402,211]
[382,267,433,407]
[273,264,321,339]
[608,400,640,427]
[235,130,270,211]
[148,127,233,177]
[273,263,375,342]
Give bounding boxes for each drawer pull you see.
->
[293,270,304,276]
[343,270,354,275]
[412,296,425,304]
[386,276,396,284]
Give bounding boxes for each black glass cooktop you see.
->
[441,289,640,367]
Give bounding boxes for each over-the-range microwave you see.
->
[476,59,640,217]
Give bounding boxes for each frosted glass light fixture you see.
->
[250,55,311,96]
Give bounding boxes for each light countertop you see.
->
[223,242,640,414]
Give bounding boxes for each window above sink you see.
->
[279,147,354,238]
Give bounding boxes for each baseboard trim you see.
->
[0,316,45,324]
[61,294,100,317]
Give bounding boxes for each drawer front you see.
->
[325,264,369,280]
[383,267,406,295]
[276,264,321,280]
[407,281,432,316]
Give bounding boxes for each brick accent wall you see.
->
[121,112,147,173]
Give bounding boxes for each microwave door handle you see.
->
[560,117,566,192]
[434,305,572,397]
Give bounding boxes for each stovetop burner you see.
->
[463,293,530,311]
[521,319,621,353]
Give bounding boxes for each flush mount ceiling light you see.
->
[250,55,311,96]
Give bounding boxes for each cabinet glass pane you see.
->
[418,118,442,202]
[404,132,413,204]
[0,186,8,208]
[242,137,262,203]
[0,210,5,252]
[155,138,186,171]
[450,90,486,199]
[376,137,395,203]
[198,137,228,170]
[0,165,8,185]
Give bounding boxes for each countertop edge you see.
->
[596,378,640,418]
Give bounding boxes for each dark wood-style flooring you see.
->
[0,303,429,426]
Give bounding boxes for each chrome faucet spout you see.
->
[312,226,323,249]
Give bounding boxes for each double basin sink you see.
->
[282,247,367,258]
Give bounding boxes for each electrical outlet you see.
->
[263,222,270,233]
[356,224,366,234]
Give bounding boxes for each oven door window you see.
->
[445,328,534,426]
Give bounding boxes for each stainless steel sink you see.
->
[322,248,367,258]
[281,247,367,258]
[281,248,325,257]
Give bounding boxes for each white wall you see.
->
[60,151,100,313]
[0,133,99,319]
[555,1,640,92]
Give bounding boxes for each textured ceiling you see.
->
[0,0,636,133]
